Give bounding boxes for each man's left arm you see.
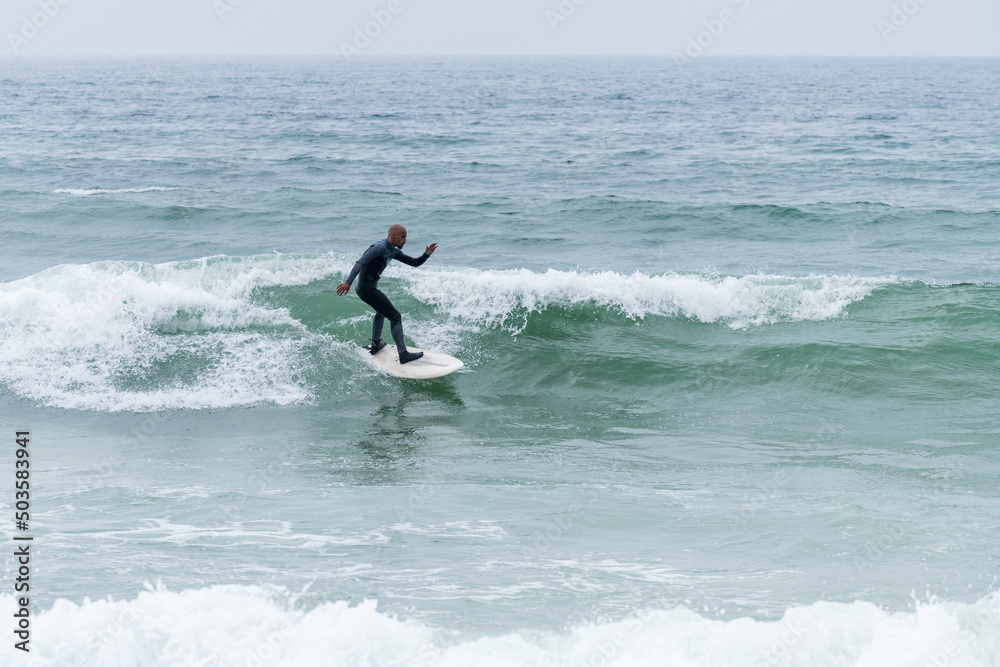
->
[394,243,438,267]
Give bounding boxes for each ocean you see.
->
[0,56,998,666]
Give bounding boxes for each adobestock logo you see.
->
[877,0,932,40]
[545,0,588,32]
[214,0,249,22]
[6,0,73,54]
[340,0,411,62]
[674,0,754,64]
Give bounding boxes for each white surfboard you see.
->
[356,345,464,379]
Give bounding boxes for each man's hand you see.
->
[336,282,351,296]
[425,243,438,256]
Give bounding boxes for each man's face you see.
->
[389,228,407,248]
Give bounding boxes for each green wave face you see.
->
[1,255,995,422]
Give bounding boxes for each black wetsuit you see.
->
[344,239,429,352]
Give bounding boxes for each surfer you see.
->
[336,224,438,364]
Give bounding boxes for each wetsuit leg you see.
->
[356,286,407,353]
[370,312,385,343]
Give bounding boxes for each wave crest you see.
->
[0,255,902,410]
[403,267,898,332]
[52,187,177,195]
[11,585,999,667]
[0,255,345,411]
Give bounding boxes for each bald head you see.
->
[387,224,407,249]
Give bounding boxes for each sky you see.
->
[2,0,999,57]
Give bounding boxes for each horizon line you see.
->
[1,53,998,59]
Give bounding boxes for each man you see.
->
[336,224,438,364]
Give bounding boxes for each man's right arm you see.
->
[344,243,383,288]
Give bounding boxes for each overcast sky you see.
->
[3,0,999,57]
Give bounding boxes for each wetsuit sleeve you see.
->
[344,243,385,287]
[392,249,430,267]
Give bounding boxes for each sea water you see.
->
[0,57,998,666]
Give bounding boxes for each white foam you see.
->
[8,586,998,666]
[72,518,390,548]
[0,255,901,410]
[389,520,507,541]
[399,267,899,332]
[0,255,350,411]
[52,187,177,195]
